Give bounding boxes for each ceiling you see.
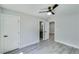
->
[1,4,79,20]
[55,4,79,16]
[1,4,54,19]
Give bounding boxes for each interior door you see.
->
[0,14,20,53]
[43,21,49,40]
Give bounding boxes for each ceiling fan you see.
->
[39,4,59,15]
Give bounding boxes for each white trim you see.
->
[19,40,40,48]
[55,39,79,49]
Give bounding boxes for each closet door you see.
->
[0,14,20,53]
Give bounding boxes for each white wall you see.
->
[0,7,2,39]
[55,4,79,49]
[20,15,40,48]
[0,7,47,48]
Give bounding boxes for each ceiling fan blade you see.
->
[53,4,59,10]
[39,11,49,13]
[51,12,55,15]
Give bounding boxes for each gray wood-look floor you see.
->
[5,34,79,54]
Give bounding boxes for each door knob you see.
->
[4,35,8,37]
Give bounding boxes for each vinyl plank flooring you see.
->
[6,35,79,54]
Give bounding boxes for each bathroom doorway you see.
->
[49,21,55,40]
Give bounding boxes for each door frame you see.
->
[49,21,55,35]
[39,20,49,41]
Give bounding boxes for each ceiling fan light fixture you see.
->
[47,12,51,15]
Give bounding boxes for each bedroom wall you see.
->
[55,4,79,49]
[0,7,46,48]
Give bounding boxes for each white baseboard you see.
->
[19,40,40,48]
[55,39,79,49]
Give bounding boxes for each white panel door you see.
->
[0,14,20,53]
[43,21,49,40]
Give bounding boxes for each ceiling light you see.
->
[47,12,51,15]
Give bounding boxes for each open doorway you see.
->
[39,21,49,41]
[39,21,44,41]
[49,21,55,40]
